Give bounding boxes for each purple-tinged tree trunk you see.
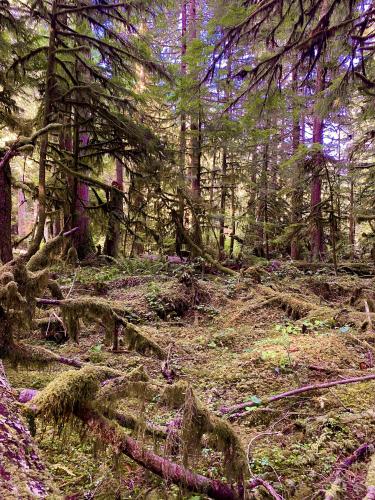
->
[0,361,55,498]
[0,160,13,263]
[18,188,27,237]
[71,122,94,259]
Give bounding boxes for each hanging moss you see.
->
[47,280,64,300]
[162,380,188,409]
[180,387,247,482]
[162,382,247,482]
[56,297,166,357]
[65,246,79,266]
[96,366,156,403]
[28,366,104,426]
[122,322,166,359]
[26,233,66,272]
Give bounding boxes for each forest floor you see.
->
[6,259,375,499]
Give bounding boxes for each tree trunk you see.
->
[18,187,27,238]
[229,163,236,258]
[0,159,13,263]
[188,0,203,249]
[219,148,227,254]
[176,0,188,256]
[0,361,55,498]
[256,141,269,258]
[25,0,58,260]
[349,178,356,258]
[290,67,303,260]
[71,48,94,259]
[104,160,124,258]
[129,176,145,257]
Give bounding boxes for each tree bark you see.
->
[104,161,124,258]
[71,48,94,259]
[0,361,55,498]
[290,66,303,260]
[176,0,188,256]
[310,33,326,261]
[0,159,13,263]
[25,0,58,260]
[188,0,203,249]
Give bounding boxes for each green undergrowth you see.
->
[4,264,375,498]
[55,259,170,287]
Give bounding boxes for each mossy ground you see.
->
[6,261,375,499]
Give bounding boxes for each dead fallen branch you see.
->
[221,373,375,417]
[23,367,286,499]
[77,406,242,499]
[324,443,373,500]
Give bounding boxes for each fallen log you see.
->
[22,368,284,499]
[0,361,56,498]
[36,297,166,359]
[221,373,375,417]
[76,406,241,500]
[76,407,283,499]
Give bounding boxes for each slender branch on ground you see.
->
[221,374,375,417]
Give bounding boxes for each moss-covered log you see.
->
[75,407,242,500]
[0,361,56,499]
[36,297,166,358]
